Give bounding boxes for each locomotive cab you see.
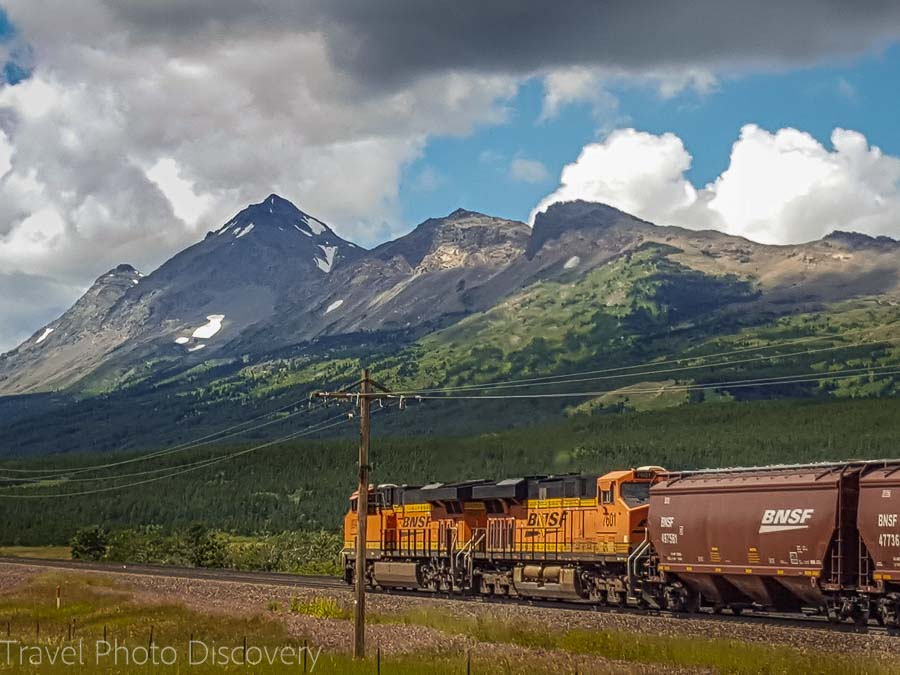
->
[594,466,665,555]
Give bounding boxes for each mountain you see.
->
[2,194,900,425]
[0,194,360,393]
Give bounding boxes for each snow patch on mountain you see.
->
[192,315,225,339]
[303,215,327,236]
[315,245,338,273]
[174,336,190,345]
[188,344,206,352]
[325,299,344,314]
[564,255,581,269]
[35,328,54,345]
[235,223,255,239]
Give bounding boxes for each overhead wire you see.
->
[0,407,355,498]
[387,324,900,395]
[0,394,326,477]
[3,324,897,483]
[393,331,900,396]
[0,400,400,498]
[398,363,900,400]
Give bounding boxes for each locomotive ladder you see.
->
[456,530,486,583]
[626,529,652,599]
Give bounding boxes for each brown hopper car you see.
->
[343,460,900,625]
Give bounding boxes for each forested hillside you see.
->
[1,396,897,546]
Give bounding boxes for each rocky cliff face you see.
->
[0,264,143,393]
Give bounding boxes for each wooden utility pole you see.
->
[354,369,371,659]
[316,369,394,659]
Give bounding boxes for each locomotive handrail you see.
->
[626,528,651,599]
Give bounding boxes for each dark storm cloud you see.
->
[106,0,900,83]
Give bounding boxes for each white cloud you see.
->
[145,159,214,227]
[837,76,858,103]
[0,130,11,179]
[0,3,519,246]
[534,124,900,245]
[410,165,445,192]
[532,129,698,225]
[509,157,550,184]
[539,68,615,121]
[539,66,716,122]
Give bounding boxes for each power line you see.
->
[0,401,399,498]
[0,407,364,499]
[0,395,326,478]
[400,363,900,400]
[388,324,899,395]
[392,332,900,396]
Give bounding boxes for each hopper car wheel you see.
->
[878,596,899,627]
[664,583,699,613]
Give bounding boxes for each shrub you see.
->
[70,525,109,561]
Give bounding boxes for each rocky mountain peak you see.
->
[526,200,647,257]
[91,264,143,291]
[823,230,899,251]
[212,193,337,241]
[374,209,529,271]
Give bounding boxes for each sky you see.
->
[1,2,900,352]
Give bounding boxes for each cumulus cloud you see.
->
[533,129,698,225]
[534,124,900,245]
[509,158,550,184]
[538,66,716,122]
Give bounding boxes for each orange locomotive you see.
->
[342,467,665,603]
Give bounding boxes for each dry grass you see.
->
[0,546,72,560]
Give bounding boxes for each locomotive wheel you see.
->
[852,607,870,627]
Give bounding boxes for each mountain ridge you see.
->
[2,193,900,396]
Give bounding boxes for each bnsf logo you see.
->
[878,514,898,528]
[759,508,814,533]
[400,516,428,528]
[526,511,567,528]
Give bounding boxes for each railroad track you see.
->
[1,556,896,636]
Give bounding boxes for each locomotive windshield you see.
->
[619,481,651,506]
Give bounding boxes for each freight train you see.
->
[341,461,900,626]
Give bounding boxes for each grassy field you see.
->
[0,546,71,560]
[290,596,892,675]
[0,574,486,674]
[0,574,888,674]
